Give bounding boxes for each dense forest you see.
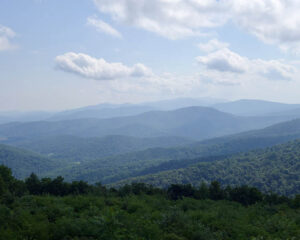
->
[116,139,300,196]
[0,165,299,240]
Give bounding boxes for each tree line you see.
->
[1,165,299,208]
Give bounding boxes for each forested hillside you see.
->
[0,144,61,179]
[13,135,193,163]
[118,140,300,196]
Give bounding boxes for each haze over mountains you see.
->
[2,98,300,124]
[1,98,300,196]
[2,98,300,143]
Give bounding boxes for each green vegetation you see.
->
[118,139,300,196]
[0,165,299,240]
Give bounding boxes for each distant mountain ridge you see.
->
[2,98,300,125]
[0,106,293,142]
[0,97,224,124]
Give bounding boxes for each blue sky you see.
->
[1,0,300,111]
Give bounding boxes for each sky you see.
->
[1,0,300,111]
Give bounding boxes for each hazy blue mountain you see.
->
[142,97,226,110]
[0,106,291,142]
[47,118,300,184]
[213,99,300,116]
[0,144,61,179]
[266,107,300,118]
[14,135,194,163]
[47,97,226,121]
[0,111,55,124]
[48,105,156,121]
[198,118,300,146]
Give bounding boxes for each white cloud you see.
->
[0,25,16,51]
[93,0,300,52]
[196,48,247,73]
[87,16,122,38]
[197,39,229,52]
[196,48,296,82]
[93,0,229,40]
[254,59,296,81]
[55,52,152,80]
[229,0,300,52]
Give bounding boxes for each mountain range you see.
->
[0,105,297,143]
[1,98,300,196]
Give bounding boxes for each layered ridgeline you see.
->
[13,135,193,163]
[116,139,300,196]
[0,106,294,143]
[48,98,224,121]
[2,98,300,124]
[47,119,300,188]
[0,144,61,179]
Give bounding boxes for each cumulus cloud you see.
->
[87,16,122,38]
[197,39,229,52]
[196,48,296,82]
[55,52,152,80]
[93,0,300,51]
[196,48,247,73]
[0,25,16,51]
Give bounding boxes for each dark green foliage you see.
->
[0,167,299,240]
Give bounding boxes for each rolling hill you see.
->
[45,118,300,185]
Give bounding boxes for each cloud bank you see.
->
[93,0,228,40]
[93,0,300,51]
